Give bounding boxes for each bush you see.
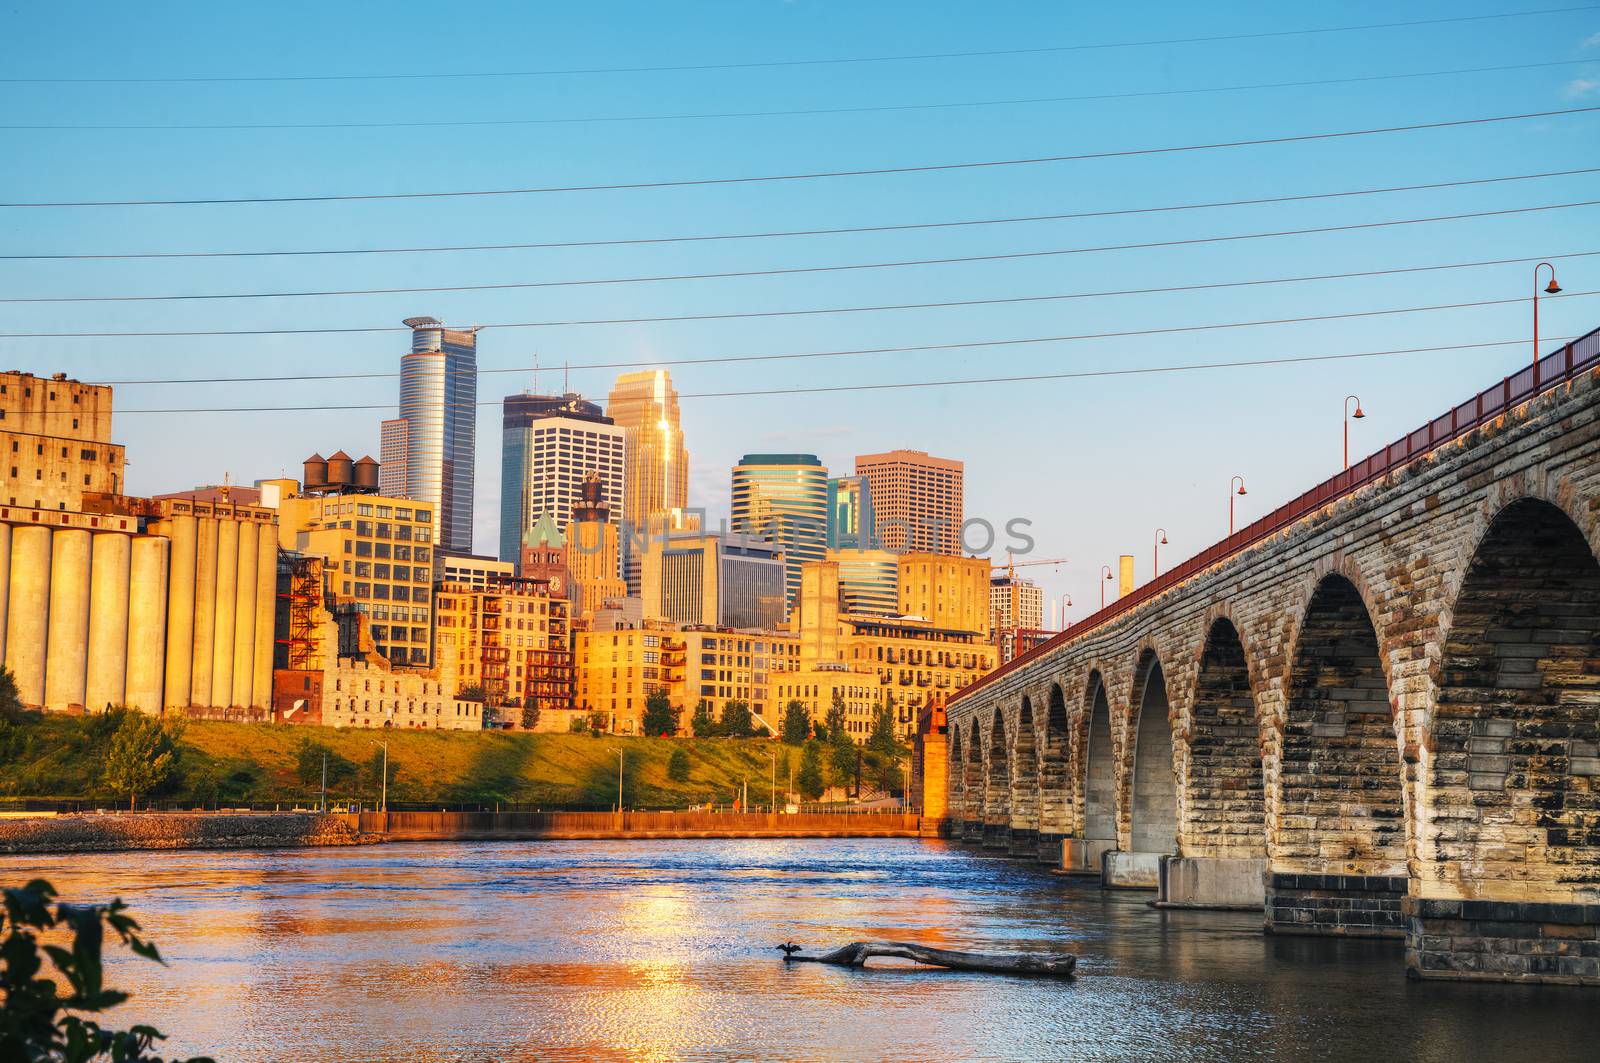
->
[521,702,541,731]
[690,700,720,737]
[666,746,690,783]
[1,878,214,1062]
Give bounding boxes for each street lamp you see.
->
[1343,395,1365,470]
[768,749,778,814]
[368,740,388,814]
[1099,565,1114,610]
[1229,476,1248,536]
[1154,528,1169,578]
[616,748,624,814]
[1533,262,1561,383]
[1059,593,1072,631]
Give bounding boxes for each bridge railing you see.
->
[952,324,1600,707]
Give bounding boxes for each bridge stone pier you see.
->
[936,331,1600,985]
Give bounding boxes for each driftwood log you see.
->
[778,940,1076,977]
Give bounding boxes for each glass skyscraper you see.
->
[730,453,829,606]
[381,317,479,553]
[826,474,875,550]
[497,392,624,565]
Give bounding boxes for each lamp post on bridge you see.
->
[1099,565,1114,610]
[1229,476,1248,536]
[1154,528,1169,578]
[1059,593,1072,631]
[1343,395,1365,470]
[1533,262,1561,385]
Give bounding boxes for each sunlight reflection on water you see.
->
[4,839,1596,1062]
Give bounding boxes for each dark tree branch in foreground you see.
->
[778,940,1076,977]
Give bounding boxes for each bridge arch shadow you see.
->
[1081,670,1117,861]
[982,707,1010,849]
[1188,618,1265,858]
[1127,650,1180,858]
[961,719,984,843]
[1009,696,1040,855]
[1431,497,1600,901]
[1036,682,1072,861]
[947,724,965,825]
[1269,572,1406,937]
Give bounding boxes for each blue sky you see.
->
[3,1,1597,624]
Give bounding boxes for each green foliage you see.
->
[99,712,182,811]
[868,703,899,756]
[520,702,541,731]
[689,700,717,737]
[829,738,857,789]
[569,714,588,733]
[780,700,810,745]
[641,690,679,737]
[293,740,355,791]
[796,740,825,800]
[720,700,755,738]
[1,878,214,1063]
[666,746,690,783]
[824,692,847,744]
[0,666,23,724]
[456,684,488,703]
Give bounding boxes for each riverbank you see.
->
[0,809,925,854]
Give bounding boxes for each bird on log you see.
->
[777,940,1076,978]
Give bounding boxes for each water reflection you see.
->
[3,839,1594,1062]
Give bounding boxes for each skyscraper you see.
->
[855,449,964,555]
[380,317,478,553]
[826,474,874,550]
[730,453,829,606]
[606,370,689,533]
[498,392,625,564]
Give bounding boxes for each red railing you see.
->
[952,324,1600,707]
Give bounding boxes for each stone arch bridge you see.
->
[935,329,1600,985]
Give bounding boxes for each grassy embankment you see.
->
[0,713,813,809]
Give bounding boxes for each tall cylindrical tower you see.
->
[230,519,258,708]
[251,522,278,708]
[86,531,131,710]
[125,535,169,714]
[0,523,12,667]
[210,519,239,706]
[162,513,197,709]
[44,528,92,710]
[189,517,218,707]
[5,525,52,707]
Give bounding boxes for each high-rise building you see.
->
[827,547,899,616]
[498,392,624,564]
[855,450,964,555]
[730,453,829,605]
[898,552,991,637]
[640,530,787,631]
[566,472,628,621]
[606,370,689,532]
[826,475,874,550]
[380,317,479,553]
[435,576,574,729]
[990,572,1044,631]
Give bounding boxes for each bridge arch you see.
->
[1429,496,1600,900]
[1187,617,1266,857]
[1277,573,1405,875]
[1082,670,1117,849]
[983,707,1011,847]
[947,724,966,823]
[1010,696,1040,844]
[1127,649,1179,855]
[962,718,985,842]
[1038,681,1073,842]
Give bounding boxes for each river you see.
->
[4,839,1594,1061]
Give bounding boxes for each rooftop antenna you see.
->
[564,360,570,395]
[532,351,539,395]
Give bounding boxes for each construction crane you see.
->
[991,552,1068,580]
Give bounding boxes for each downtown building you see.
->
[498,391,624,566]
[380,317,478,554]
[435,575,575,730]
[639,529,788,631]
[730,453,829,608]
[855,449,964,555]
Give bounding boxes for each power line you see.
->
[8,200,1595,305]
[81,291,1597,389]
[51,250,1600,354]
[101,337,1579,413]
[6,105,1597,208]
[9,58,1595,132]
[6,5,1593,84]
[9,166,1595,263]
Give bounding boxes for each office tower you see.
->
[565,472,628,620]
[729,453,829,605]
[990,572,1044,630]
[606,369,689,532]
[826,475,875,550]
[498,392,624,565]
[380,317,479,553]
[854,450,964,555]
[827,547,899,616]
[640,530,787,631]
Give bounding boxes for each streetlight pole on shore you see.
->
[368,741,388,814]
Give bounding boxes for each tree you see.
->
[825,691,847,744]
[781,700,810,745]
[520,701,541,731]
[721,700,755,738]
[294,740,354,791]
[689,699,720,737]
[456,684,487,703]
[100,712,181,811]
[829,738,857,789]
[868,702,899,756]
[641,690,679,737]
[797,740,825,800]
[667,746,690,783]
[0,666,23,724]
[1,878,215,1062]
